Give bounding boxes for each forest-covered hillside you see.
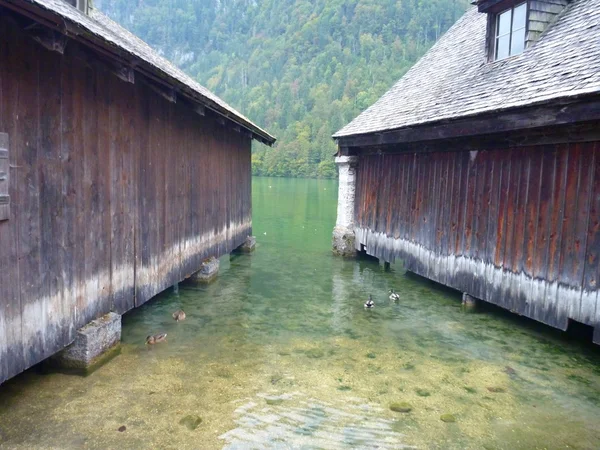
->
[96,0,469,178]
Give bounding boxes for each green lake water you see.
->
[1,176,600,449]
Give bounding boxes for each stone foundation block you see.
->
[190,256,220,284]
[462,293,479,311]
[239,236,256,253]
[332,226,357,258]
[51,312,121,373]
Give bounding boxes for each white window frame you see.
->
[493,2,528,61]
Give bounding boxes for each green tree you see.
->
[97,0,469,178]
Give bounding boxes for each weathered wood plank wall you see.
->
[354,142,600,342]
[0,17,252,383]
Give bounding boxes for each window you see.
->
[494,2,527,60]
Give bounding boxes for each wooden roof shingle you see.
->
[334,0,600,140]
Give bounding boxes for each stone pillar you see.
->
[51,312,121,374]
[332,155,358,257]
[190,256,220,284]
[462,293,479,311]
[237,236,256,253]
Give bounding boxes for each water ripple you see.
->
[220,393,416,449]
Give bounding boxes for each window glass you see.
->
[511,27,526,55]
[496,35,510,60]
[497,9,512,37]
[513,3,527,31]
[494,3,527,60]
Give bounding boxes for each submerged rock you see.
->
[337,385,352,391]
[487,387,506,393]
[390,402,412,413]
[118,426,126,432]
[305,348,325,359]
[440,414,456,423]
[265,398,284,406]
[366,352,377,359]
[415,389,431,397]
[179,415,203,431]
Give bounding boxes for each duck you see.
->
[146,333,167,345]
[389,289,400,301]
[172,310,186,322]
[364,295,375,309]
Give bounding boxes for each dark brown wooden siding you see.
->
[0,17,252,383]
[354,143,600,341]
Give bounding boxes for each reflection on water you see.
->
[0,177,599,450]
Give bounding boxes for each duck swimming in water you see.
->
[172,310,186,322]
[146,333,167,345]
[364,295,375,309]
[389,289,400,301]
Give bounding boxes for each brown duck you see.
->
[172,310,186,322]
[146,333,167,345]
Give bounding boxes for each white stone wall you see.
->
[335,156,358,231]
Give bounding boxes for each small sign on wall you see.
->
[0,133,9,221]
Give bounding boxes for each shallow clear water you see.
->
[1,177,600,450]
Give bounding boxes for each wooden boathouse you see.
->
[0,0,275,384]
[333,0,600,342]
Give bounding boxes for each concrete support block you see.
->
[462,293,479,311]
[238,236,256,253]
[190,256,220,284]
[51,312,121,373]
[332,226,357,258]
[332,155,358,257]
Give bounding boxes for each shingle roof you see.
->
[12,0,275,145]
[334,0,600,139]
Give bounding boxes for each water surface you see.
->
[1,177,599,449]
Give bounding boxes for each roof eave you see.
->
[334,94,600,149]
[2,0,276,146]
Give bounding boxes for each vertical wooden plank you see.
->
[524,149,542,277]
[531,147,557,322]
[571,143,595,321]
[501,150,521,311]
[59,41,77,347]
[16,33,43,368]
[38,41,69,353]
[582,143,600,325]
[109,75,136,313]
[545,145,569,328]
[512,149,531,314]
[437,153,451,286]
[484,153,501,303]
[0,21,23,383]
[471,153,489,299]
[558,144,584,322]
[521,148,542,318]
[444,152,462,286]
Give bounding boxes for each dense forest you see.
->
[96,0,469,178]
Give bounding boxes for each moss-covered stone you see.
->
[305,348,325,359]
[486,386,506,393]
[366,352,377,359]
[415,388,430,397]
[179,415,203,430]
[390,402,412,413]
[440,414,456,423]
[337,385,352,391]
